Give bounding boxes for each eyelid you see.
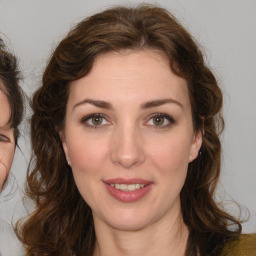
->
[145,113,175,127]
[81,113,111,128]
[0,134,10,142]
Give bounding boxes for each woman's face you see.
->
[0,82,15,191]
[61,49,202,231]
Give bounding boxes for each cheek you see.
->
[0,145,15,190]
[147,134,192,179]
[66,133,111,209]
[67,132,109,176]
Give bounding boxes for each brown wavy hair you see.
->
[0,37,23,142]
[16,5,242,256]
[0,37,24,190]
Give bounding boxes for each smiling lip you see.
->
[103,178,153,203]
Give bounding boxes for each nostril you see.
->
[110,129,145,168]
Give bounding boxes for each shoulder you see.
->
[221,234,256,256]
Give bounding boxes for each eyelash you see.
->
[81,114,111,128]
[81,113,175,129]
[146,113,175,128]
[0,134,9,142]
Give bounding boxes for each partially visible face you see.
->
[0,81,15,191]
[61,49,202,231]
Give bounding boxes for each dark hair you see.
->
[16,5,241,256]
[0,37,23,141]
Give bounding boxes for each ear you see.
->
[188,130,203,163]
[59,130,71,165]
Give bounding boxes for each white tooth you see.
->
[112,184,145,191]
[120,184,128,191]
[127,184,136,191]
[135,184,140,189]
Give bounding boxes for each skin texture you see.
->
[61,49,202,256]
[0,81,15,191]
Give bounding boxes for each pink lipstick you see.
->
[103,178,153,203]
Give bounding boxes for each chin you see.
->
[96,208,157,232]
[109,218,151,232]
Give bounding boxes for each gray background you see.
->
[0,0,255,255]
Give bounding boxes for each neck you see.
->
[93,207,189,256]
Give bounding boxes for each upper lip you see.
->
[103,178,152,185]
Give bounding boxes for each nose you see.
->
[111,124,145,169]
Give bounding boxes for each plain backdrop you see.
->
[0,0,255,255]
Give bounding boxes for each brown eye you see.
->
[91,116,103,125]
[146,113,175,128]
[152,116,164,125]
[0,134,9,142]
[82,114,111,128]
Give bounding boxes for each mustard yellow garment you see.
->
[221,234,256,256]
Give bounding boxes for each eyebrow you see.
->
[0,124,12,130]
[73,99,113,111]
[72,98,183,111]
[141,99,183,109]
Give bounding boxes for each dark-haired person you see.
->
[0,38,23,192]
[16,5,256,256]
[0,38,24,255]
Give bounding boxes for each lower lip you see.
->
[104,183,153,203]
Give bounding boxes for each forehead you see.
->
[0,80,11,127]
[69,49,190,109]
